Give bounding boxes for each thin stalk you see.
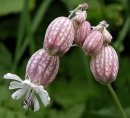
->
[1,1,28,118]
[113,16,130,53]
[31,0,53,33]
[12,0,28,72]
[68,5,81,19]
[25,8,35,54]
[68,3,88,19]
[11,0,52,72]
[107,84,127,118]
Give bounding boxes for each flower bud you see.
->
[26,49,59,87]
[82,31,103,55]
[102,27,112,45]
[74,21,91,47]
[92,20,109,32]
[80,3,88,10]
[72,10,87,24]
[90,45,119,85]
[99,20,109,28]
[43,17,74,57]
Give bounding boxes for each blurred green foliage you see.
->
[0,0,130,118]
[0,0,35,16]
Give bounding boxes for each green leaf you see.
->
[0,86,10,105]
[0,43,12,79]
[114,56,130,107]
[105,4,123,26]
[60,0,84,9]
[113,16,130,53]
[50,77,89,107]
[48,104,86,118]
[125,107,130,117]
[86,106,121,118]
[0,107,25,118]
[0,0,35,16]
[50,48,100,108]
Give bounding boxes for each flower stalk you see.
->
[107,84,127,118]
[68,3,88,19]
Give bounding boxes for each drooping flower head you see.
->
[26,49,59,87]
[3,49,59,115]
[82,30,103,56]
[43,16,74,57]
[90,45,119,84]
[74,21,91,47]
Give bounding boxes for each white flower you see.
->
[3,73,50,113]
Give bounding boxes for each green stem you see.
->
[68,5,81,19]
[11,0,52,72]
[107,84,127,118]
[113,16,130,54]
[12,0,28,72]
[68,3,88,19]
[31,0,53,33]
[25,8,35,55]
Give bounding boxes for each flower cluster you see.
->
[85,21,118,85]
[3,2,119,115]
[70,5,118,85]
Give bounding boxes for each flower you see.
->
[26,49,59,87]
[82,30,103,56]
[80,3,88,10]
[3,73,50,114]
[90,45,119,84]
[72,10,87,24]
[3,49,59,115]
[43,16,74,57]
[91,20,109,32]
[102,27,112,45]
[74,21,91,47]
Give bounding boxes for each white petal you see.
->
[32,94,40,112]
[12,88,27,100]
[9,81,24,89]
[35,88,50,106]
[3,73,22,82]
[22,79,31,87]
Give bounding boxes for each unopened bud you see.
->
[99,20,109,28]
[80,3,88,10]
[90,45,119,85]
[102,27,112,45]
[72,10,87,24]
[26,49,59,87]
[43,17,74,57]
[74,21,91,47]
[92,20,109,32]
[82,31,103,55]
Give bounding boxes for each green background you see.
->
[0,0,130,118]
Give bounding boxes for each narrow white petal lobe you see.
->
[3,73,22,82]
[32,94,40,112]
[36,88,50,106]
[12,88,27,100]
[9,81,24,89]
